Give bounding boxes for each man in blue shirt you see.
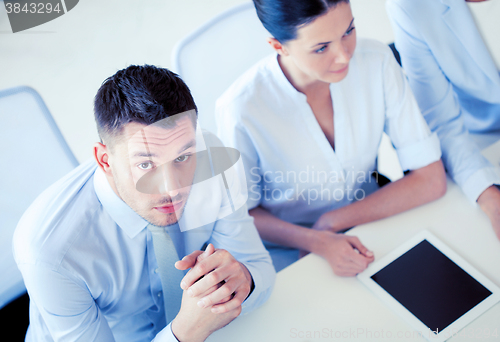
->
[13,65,275,341]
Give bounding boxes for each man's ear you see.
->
[266,37,289,56]
[93,142,112,176]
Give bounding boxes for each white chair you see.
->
[171,2,272,135]
[0,86,79,309]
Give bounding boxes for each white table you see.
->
[210,156,500,341]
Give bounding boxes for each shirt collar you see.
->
[93,167,148,239]
[269,54,305,99]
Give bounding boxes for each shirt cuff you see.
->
[152,323,179,342]
[460,167,500,202]
[239,262,266,316]
[397,132,442,171]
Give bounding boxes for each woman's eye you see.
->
[175,155,190,163]
[138,162,154,170]
[315,45,328,54]
[344,27,355,37]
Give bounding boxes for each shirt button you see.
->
[154,268,159,274]
[158,291,162,297]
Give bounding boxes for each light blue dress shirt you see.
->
[387,0,500,202]
[215,38,442,227]
[13,158,275,341]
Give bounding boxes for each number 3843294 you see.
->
[5,2,62,14]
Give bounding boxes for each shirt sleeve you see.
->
[19,263,116,342]
[20,262,179,342]
[386,0,500,201]
[152,323,180,342]
[380,37,442,172]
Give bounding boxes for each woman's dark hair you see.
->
[94,65,197,144]
[253,0,349,43]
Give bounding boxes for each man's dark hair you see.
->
[94,65,197,145]
[253,0,349,43]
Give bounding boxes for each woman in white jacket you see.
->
[216,0,447,274]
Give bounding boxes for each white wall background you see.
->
[0,0,394,163]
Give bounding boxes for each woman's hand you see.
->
[310,230,374,277]
[250,206,374,276]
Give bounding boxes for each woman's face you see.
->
[282,1,356,84]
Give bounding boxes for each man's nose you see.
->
[161,164,181,197]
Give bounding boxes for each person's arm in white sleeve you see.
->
[386,0,500,240]
[313,45,447,233]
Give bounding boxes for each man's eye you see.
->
[138,162,154,170]
[175,155,190,163]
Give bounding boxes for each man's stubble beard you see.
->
[114,177,192,227]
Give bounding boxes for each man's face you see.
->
[108,114,197,226]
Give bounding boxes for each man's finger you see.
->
[210,287,246,314]
[196,283,221,299]
[215,293,234,306]
[196,275,245,308]
[175,250,204,271]
[197,243,215,262]
[181,250,226,292]
[188,256,243,298]
[210,288,247,314]
[178,244,218,290]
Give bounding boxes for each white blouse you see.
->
[215,38,441,226]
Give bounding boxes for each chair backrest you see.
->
[171,2,272,135]
[0,86,79,309]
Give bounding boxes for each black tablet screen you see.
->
[371,240,492,333]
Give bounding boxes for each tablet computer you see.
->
[357,230,500,342]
